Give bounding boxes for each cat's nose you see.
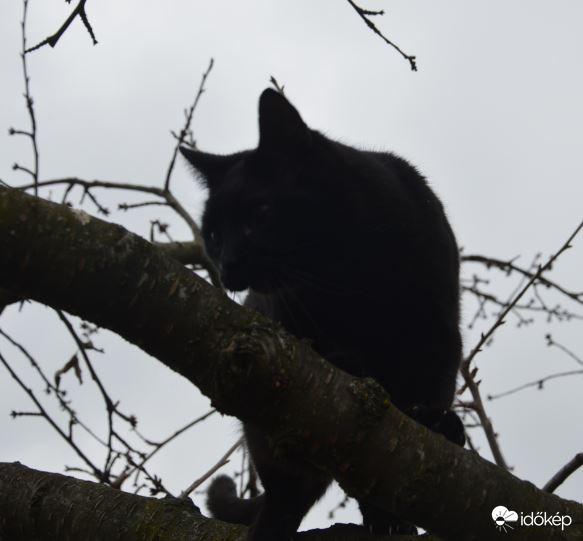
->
[219,250,248,291]
[221,259,237,278]
[219,247,238,276]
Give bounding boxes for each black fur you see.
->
[181,89,464,539]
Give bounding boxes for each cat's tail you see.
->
[206,475,263,525]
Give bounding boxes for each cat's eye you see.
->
[242,204,270,237]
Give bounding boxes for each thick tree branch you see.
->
[0,461,233,541]
[0,462,427,541]
[155,240,207,266]
[0,186,582,540]
[15,176,222,286]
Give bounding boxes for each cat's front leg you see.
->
[247,479,330,541]
[244,423,331,540]
[405,404,466,446]
[358,501,418,536]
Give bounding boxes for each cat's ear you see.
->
[179,147,238,188]
[258,89,308,150]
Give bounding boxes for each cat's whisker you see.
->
[279,264,370,298]
[276,281,326,341]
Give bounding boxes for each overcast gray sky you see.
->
[1,0,582,531]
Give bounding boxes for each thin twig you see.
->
[460,219,583,470]
[82,186,109,215]
[16,176,223,287]
[164,59,214,192]
[462,254,583,306]
[118,201,169,211]
[462,285,581,327]
[111,410,216,489]
[163,191,222,288]
[179,436,244,498]
[487,369,583,401]
[17,177,166,196]
[0,328,107,448]
[12,163,35,178]
[0,350,104,481]
[459,371,509,470]
[546,334,583,367]
[14,0,40,196]
[463,219,583,371]
[543,453,583,493]
[55,310,121,479]
[122,452,172,497]
[26,0,97,53]
[346,0,417,71]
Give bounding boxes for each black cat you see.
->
[180,89,464,539]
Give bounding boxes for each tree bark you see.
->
[2,462,421,541]
[0,186,582,541]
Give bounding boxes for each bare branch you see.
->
[0,462,434,540]
[2,186,583,539]
[8,3,41,194]
[462,253,583,306]
[164,59,214,192]
[346,0,417,71]
[464,220,583,370]
[25,0,97,53]
[458,219,583,470]
[462,283,582,329]
[487,369,583,401]
[546,333,583,367]
[16,177,166,196]
[0,349,104,481]
[0,327,107,449]
[15,176,223,287]
[55,310,119,477]
[111,410,216,489]
[118,201,169,211]
[179,436,244,498]
[458,369,510,470]
[544,453,583,493]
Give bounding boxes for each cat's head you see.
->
[180,89,332,293]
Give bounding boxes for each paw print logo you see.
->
[492,506,519,532]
